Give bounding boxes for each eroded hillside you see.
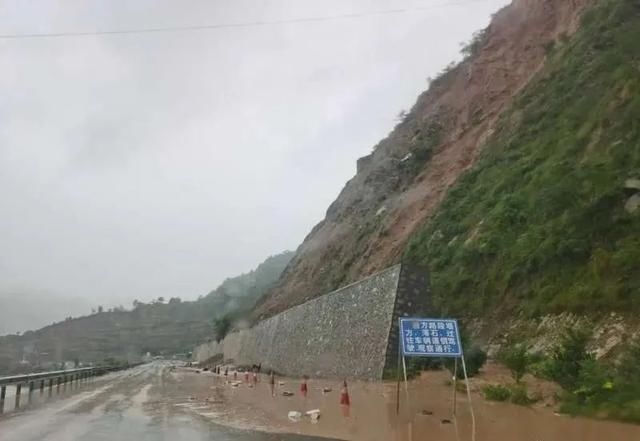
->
[254,0,593,320]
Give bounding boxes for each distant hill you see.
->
[0,251,293,374]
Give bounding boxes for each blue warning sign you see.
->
[400,318,462,357]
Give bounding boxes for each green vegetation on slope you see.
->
[497,327,640,422]
[406,0,640,317]
[0,251,293,374]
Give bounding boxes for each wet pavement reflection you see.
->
[0,362,336,441]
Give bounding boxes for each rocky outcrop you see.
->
[478,313,640,360]
[253,0,593,321]
[625,194,640,214]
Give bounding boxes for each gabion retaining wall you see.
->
[194,263,429,380]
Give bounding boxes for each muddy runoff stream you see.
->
[178,364,640,441]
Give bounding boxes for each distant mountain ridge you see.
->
[0,251,293,374]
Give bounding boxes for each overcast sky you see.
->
[0,0,509,331]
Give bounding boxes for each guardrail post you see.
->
[40,379,45,395]
[0,385,5,414]
[56,376,61,393]
[28,381,34,405]
[15,383,21,409]
[48,378,53,397]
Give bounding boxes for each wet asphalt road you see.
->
[0,362,335,441]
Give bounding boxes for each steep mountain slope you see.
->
[253,0,593,320]
[0,251,292,374]
[405,0,640,318]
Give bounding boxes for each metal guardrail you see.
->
[0,365,130,415]
[0,367,95,386]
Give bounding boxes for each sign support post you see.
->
[452,357,458,416]
[460,353,476,441]
[399,317,475,441]
[396,343,401,415]
[401,353,411,411]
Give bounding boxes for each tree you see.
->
[547,327,593,390]
[616,339,640,385]
[97,305,104,313]
[214,315,233,342]
[396,109,408,122]
[460,28,487,58]
[168,297,182,305]
[157,296,165,303]
[499,343,530,383]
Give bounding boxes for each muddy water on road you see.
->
[0,363,336,441]
[177,367,640,441]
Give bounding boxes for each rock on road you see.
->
[0,362,335,441]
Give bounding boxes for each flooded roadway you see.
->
[0,362,336,441]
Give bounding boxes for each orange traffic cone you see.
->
[300,375,308,398]
[234,371,237,380]
[340,380,350,406]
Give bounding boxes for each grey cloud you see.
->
[0,0,510,333]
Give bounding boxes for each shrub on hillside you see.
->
[483,383,536,406]
[445,345,487,379]
[498,342,531,383]
[483,384,510,401]
[509,383,535,406]
[544,327,593,390]
[213,315,233,342]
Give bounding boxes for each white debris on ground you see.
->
[306,409,321,423]
[287,409,321,423]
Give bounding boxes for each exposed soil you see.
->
[253,0,593,321]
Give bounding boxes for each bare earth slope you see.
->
[254,0,592,320]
